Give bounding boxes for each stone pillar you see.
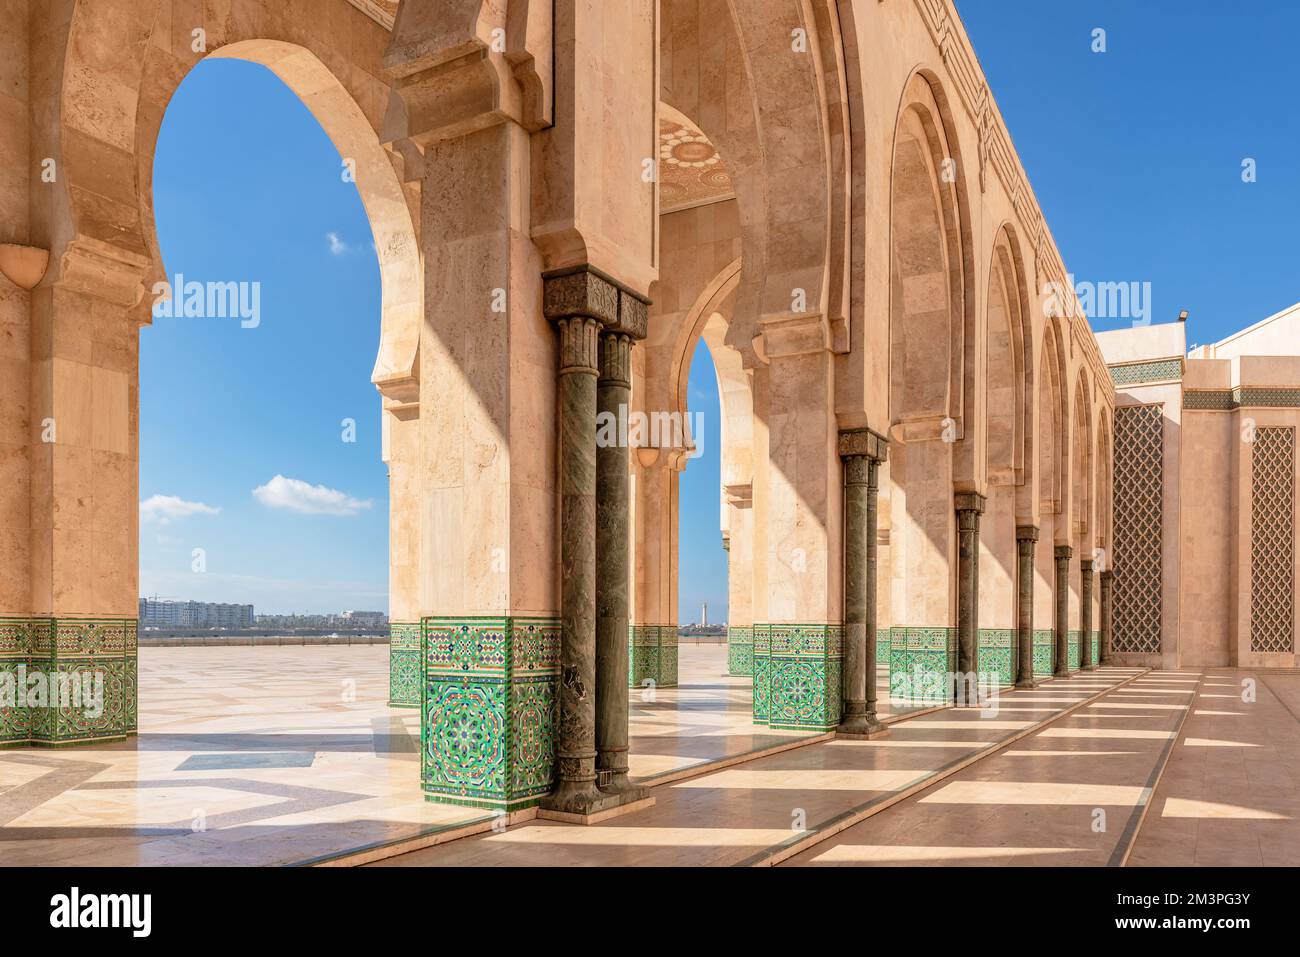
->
[1099,570,1113,665]
[1079,558,1095,671]
[725,484,754,675]
[1015,526,1039,688]
[838,428,887,736]
[955,492,987,703]
[543,313,602,812]
[1053,545,1073,677]
[541,268,650,817]
[595,331,634,792]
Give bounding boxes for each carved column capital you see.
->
[838,427,889,462]
[954,491,987,515]
[544,266,649,340]
[1016,524,1040,544]
[1054,545,1074,561]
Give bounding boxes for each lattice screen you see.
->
[1112,405,1163,654]
[1251,427,1295,653]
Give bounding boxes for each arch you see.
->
[1037,317,1069,516]
[887,72,971,439]
[985,224,1033,486]
[1094,408,1113,554]
[54,5,420,397]
[1072,368,1094,546]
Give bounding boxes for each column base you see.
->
[1014,676,1041,690]
[629,625,678,688]
[387,621,421,707]
[837,710,888,739]
[1,616,137,747]
[421,616,560,812]
[538,785,655,825]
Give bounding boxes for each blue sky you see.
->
[956,0,1300,342]
[147,6,1298,619]
[143,60,387,614]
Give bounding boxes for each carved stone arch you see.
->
[1037,316,1069,516]
[720,0,842,357]
[54,2,422,400]
[1072,367,1093,544]
[986,222,1033,489]
[888,71,972,446]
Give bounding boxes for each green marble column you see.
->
[1079,559,1096,671]
[837,428,887,735]
[1015,526,1038,688]
[1099,570,1113,665]
[955,492,986,703]
[541,313,604,813]
[541,267,650,818]
[1053,545,1073,678]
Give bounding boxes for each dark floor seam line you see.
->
[1111,670,1206,867]
[737,668,1150,868]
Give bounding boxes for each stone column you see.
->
[1099,570,1113,665]
[838,429,887,736]
[955,492,987,702]
[1079,558,1096,670]
[542,268,649,817]
[595,331,634,792]
[1015,526,1039,688]
[1053,545,1073,677]
[544,314,603,812]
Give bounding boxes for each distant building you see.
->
[342,610,388,628]
[139,598,254,629]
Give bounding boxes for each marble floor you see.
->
[371,668,1147,867]
[0,643,811,866]
[1127,670,1300,867]
[784,670,1203,866]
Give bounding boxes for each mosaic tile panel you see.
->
[629,625,678,689]
[765,624,843,731]
[1113,404,1164,655]
[727,625,753,676]
[1068,630,1081,671]
[1251,427,1295,653]
[889,627,957,704]
[1032,629,1055,677]
[752,624,771,723]
[977,629,1014,687]
[388,621,421,707]
[1108,358,1183,386]
[1091,631,1101,667]
[0,617,137,746]
[421,616,560,811]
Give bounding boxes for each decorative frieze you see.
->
[1185,388,1300,410]
[1108,359,1183,387]
[421,616,560,811]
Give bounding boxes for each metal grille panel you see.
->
[1112,405,1163,654]
[1251,428,1295,653]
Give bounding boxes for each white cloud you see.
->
[140,494,220,524]
[326,231,348,255]
[252,474,372,516]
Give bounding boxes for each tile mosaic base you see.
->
[888,627,957,704]
[421,616,560,811]
[630,625,679,689]
[0,616,137,746]
[727,626,754,676]
[388,621,421,707]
